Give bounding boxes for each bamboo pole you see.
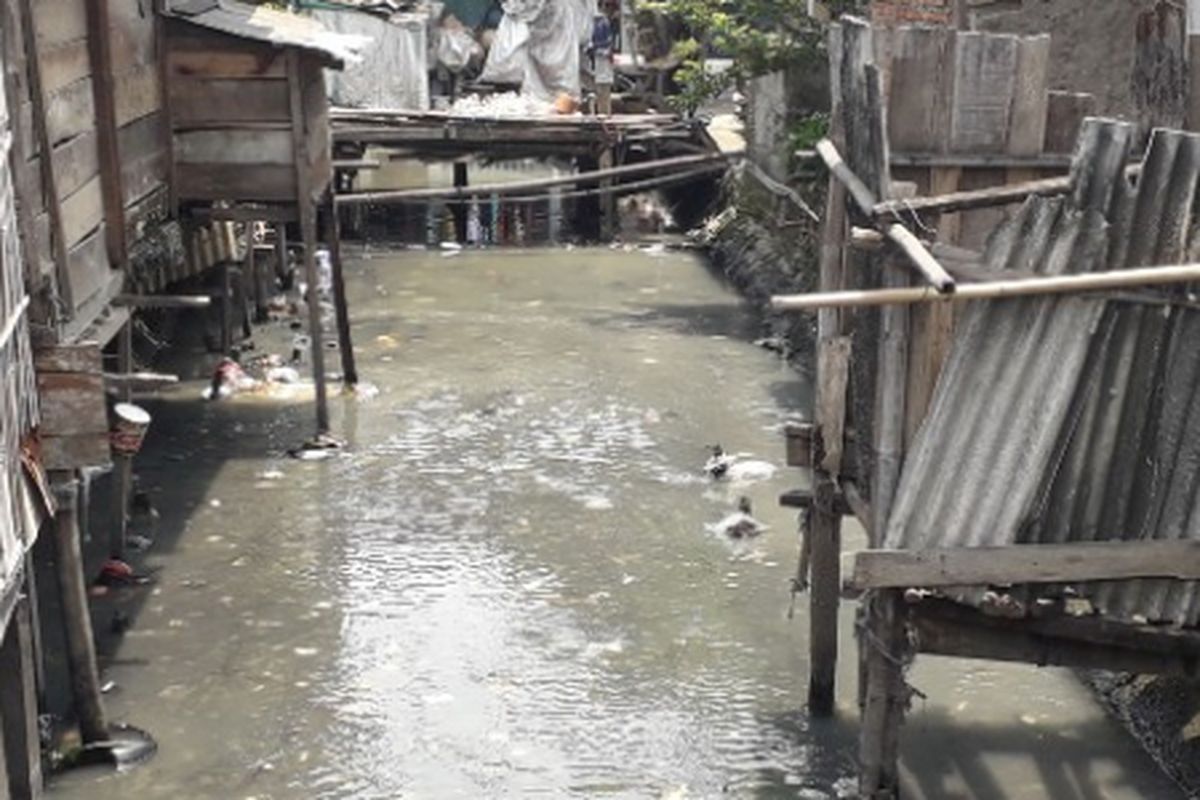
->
[815,138,955,293]
[883,224,955,292]
[771,261,1200,310]
[334,153,733,205]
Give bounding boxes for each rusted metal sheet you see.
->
[164,0,367,69]
[885,119,1200,629]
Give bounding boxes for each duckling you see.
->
[704,444,735,479]
[713,496,769,540]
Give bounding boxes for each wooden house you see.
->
[163,0,364,208]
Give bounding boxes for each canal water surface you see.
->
[49,246,1181,799]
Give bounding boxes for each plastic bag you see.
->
[480,14,532,84]
[437,25,483,72]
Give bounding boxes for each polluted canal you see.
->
[50,246,1181,799]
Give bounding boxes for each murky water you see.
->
[50,247,1181,799]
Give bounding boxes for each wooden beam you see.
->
[909,597,1200,676]
[808,476,842,716]
[85,0,127,268]
[846,540,1200,591]
[334,152,733,205]
[102,371,180,391]
[771,261,1200,310]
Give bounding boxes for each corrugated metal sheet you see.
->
[885,119,1200,629]
[0,26,40,599]
[166,0,369,68]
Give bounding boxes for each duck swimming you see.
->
[704,445,735,479]
[710,496,769,540]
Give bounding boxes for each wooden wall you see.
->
[109,0,170,246]
[27,0,118,325]
[167,24,332,204]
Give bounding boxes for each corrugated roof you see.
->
[885,119,1200,629]
[166,0,369,68]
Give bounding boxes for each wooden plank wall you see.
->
[32,0,116,316]
[874,24,1078,442]
[108,0,169,247]
[167,24,299,202]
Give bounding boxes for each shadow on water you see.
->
[899,709,1179,800]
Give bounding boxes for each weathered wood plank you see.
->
[49,130,98,200]
[1006,35,1050,156]
[38,38,89,96]
[32,0,86,46]
[884,25,954,155]
[36,371,106,435]
[169,78,291,124]
[118,113,167,205]
[1043,90,1096,154]
[167,47,287,79]
[41,434,110,470]
[113,64,159,127]
[817,336,852,473]
[65,225,111,308]
[174,162,296,202]
[847,541,1200,590]
[35,342,101,373]
[951,32,1018,153]
[174,128,292,165]
[44,76,95,145]
[59,174,103,247]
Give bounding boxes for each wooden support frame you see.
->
[846,540,1200,590]
[0,596,42,798]
[909,597,1200,677]
[321,195,358,386]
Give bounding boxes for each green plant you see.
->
[651,0,860,115]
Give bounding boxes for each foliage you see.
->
[648,0,859,115]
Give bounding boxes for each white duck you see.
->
[710,496,770,540]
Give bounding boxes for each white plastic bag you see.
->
[480,14,532,84]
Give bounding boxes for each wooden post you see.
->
[246,226,269,323]
[113,321,134,557]
[807,174,849,718]
[51,476,108,745]
[85,0,128,269]
[453,161,469,244]
[808,476,841,716]
[288,52,330,435]
[860,588,908,798]
[0,597,43,798]
[322,197,358,386]
[219,262,233,355]
[274,224,290,284]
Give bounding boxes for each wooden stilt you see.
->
[807,475,841,716]
[808,175,850,718]
[859,589,908,799]
[23,553,45,707]
[322,197,358,386]
[288,51,329,436]
[218,262,232,355]
[113,318,134,560]
[0,597,44,798]
[274,224,289,284]
[453,161,469,243]
[51,476,108,744]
